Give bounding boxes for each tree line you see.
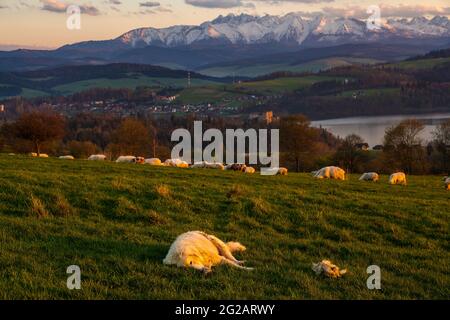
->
[1,111,449,175]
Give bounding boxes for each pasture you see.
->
[0,154,448,299]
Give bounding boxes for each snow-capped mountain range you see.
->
[1,13,449,73]
[117,13,450,48]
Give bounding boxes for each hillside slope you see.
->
[0,155,448,299]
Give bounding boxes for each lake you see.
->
[311,113,450,148]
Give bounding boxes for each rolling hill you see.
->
[0,64,227,99]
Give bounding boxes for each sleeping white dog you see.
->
[163,231,253,274]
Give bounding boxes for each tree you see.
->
[432,119,450,173]
[109,118,154,157]
[13,111,66,156]
[334,134,368,173]
[383,119,426,174]
[280,115,319,172]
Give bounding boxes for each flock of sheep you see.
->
[23,153,450,189]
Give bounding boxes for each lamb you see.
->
[312,166,346,180]
[88,154,107,161]
[277,167,288,176]
[359,172,379,182]
[145,158,162,166]
[59,155,75,160]
[312,260,347,278]
[163,231,253,274]
[389,172,407,185]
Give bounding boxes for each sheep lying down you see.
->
[163,231,253,274]
[312,260,347,278]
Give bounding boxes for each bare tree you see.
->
[280,115,319,172]
[432,119,450,173]
[383,119,426,174]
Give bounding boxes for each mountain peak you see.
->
[113,13,450,48]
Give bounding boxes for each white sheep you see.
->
[88,154,107,161]
[59,155,75,160]
[164,159,189,168]
[312,166,346,180]
[116,156,137,163]
[163,231,252,274]
[245,167,256,174]
[191,161,224,170]
[145,158,162,166]
[389,172,407,185]
[359,172,379,182]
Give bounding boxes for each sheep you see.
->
[163,231,252,274]
[389,172,407,185]
[59,155,75,160]
[312,166,346,180]
[164,159,189,168]
[88,154,107,161]
[245,167,256,174]
[277,167,288,176]
[444,176,450,190]
[262,167,288,176]
[312,260,347,278]
[191,161,225,170]
[359,172,379,182]
[116,156,137,163]
[145,158,162,166]
[30,153,49,158]
[225,163,247,172]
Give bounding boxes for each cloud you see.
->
[317,4,450,19]
[108,0,122,4]
[185,0,333,9]
[185,0,244,9]
[140,1,160,7]
[40,0,101,16]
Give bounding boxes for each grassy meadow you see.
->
[0,154,448,299]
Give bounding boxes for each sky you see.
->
[0,0,449,49]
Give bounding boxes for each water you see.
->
[311,113,450,148]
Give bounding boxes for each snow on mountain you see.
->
[117,13,450,48]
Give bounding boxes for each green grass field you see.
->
[0,154,448,299]
[198,57,381,78]
[53,76,219,96]
[389,57,450,70]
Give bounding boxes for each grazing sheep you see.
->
[312,166,346,180]
[164,159,189,168]
[389,172,407,185]
[59,155,75,160]
[163,231,252,274]
[245,167,256,174]
[312,260,347,278]
[225,163,247,172]
[30,153,48,158]
[277,167,288,176]
[88,154,107,161]
[444,176,450,190]
[191,161,225,170]
[359,172,379,182]
[116,156,137,163]
[145,158,162,166]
